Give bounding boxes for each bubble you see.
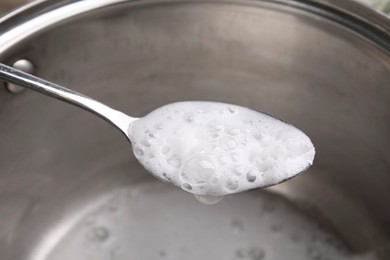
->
[253,132,263,141]
[209,122,224,132]
[228,128,240,136]
[180,157,215,185]
[219,137,237,151]
[246,171,257,182]
[228,106,238,114]
[133,145,144,157]
[141,139,151,147]
[162,173,171,181]
[257,161,270,172]
[226,177,239,190]
[194,194,223,205]
[148,132,157,138]
[245,119,255,126]
[91,227,109,242]
[209,133,220,140]
[184,113,195,123]
[168,155,181,168]
[182,183,192,191]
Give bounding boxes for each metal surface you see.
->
[0,0,389,260]
[0,63,135,137]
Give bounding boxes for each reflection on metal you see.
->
[5,59,34,93]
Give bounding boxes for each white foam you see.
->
[128,101,315,197]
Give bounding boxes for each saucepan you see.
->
[0,0,389,259]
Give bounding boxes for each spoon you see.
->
[0,63,315,204]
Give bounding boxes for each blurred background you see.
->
[0,0,389,14]
[363,0,390,13]
[0,0,30,13]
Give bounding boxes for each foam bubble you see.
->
[194,194,224,205]
[209,121,224,132]
[128,101,315,198]
[182,183,193,191]
[227,106,238,114]
[91,227,109,242]
[228,128,240,136]
[133,145,144,157]
[219,137,238,151]
[141,139,151,147]
[180,156,216,189]
[184,113,195,123]
[246,171,257,182]
[167,155,181,168]
[226,177,239,190]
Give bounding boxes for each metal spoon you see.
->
[0,63,136,137]
[0,63,315,202]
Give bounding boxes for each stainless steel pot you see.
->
[0,1,389,260]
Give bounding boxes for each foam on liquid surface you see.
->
[128,101,315,198]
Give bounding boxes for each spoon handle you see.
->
[0,63,136,137]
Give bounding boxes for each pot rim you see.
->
[0,0,388,56]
